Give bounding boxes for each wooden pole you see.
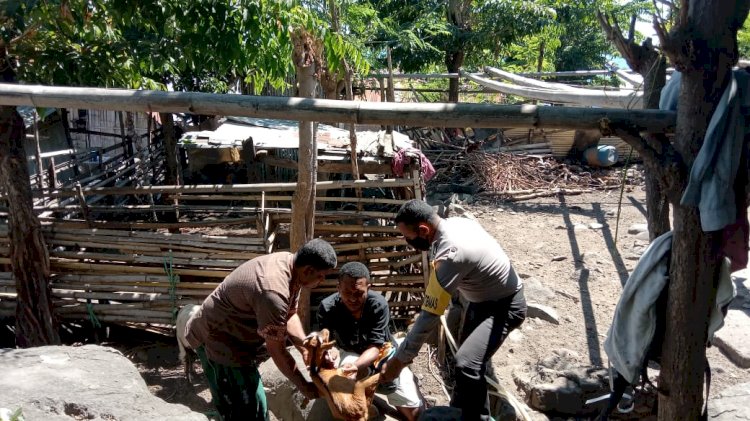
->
[159,112,180,229]
[386,47,395,134]
[35,178,416,198]
[74,182,92,227]
[47,157,57,198]
[32,109,45,192]
[0,83,675,131]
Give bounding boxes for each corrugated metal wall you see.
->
[501,128,639,161]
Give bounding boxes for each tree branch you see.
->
[628,14,637,44]
[612,125,685,203]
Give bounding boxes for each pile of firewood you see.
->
[428,151,636,201]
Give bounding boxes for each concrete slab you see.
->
[708,382,750,420]
[713,309,750,368]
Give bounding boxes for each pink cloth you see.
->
[391,149,436,181]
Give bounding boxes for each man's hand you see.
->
[299,381,319,400]
[379,358,406,384]
[340,362,358,379]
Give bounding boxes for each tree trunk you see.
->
[446,51,464,103]
[446,0,469,103]
[658,38,736,420]
[291,75,317,249]
[598,13,671,239]
[660,205,720,420]
[0,106,60,347]
[292,31,319,329]
[642,56,670,240]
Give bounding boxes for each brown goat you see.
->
[302,329,392,421]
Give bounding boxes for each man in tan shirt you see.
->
[184,238,337,421]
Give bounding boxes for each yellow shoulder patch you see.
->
[421,264,451,315]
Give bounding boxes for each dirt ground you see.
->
[68,185,750,420]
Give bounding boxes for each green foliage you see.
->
[739,14,750,59]
[3,0,369,94]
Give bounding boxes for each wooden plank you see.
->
[34,178,416,198]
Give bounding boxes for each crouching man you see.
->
[184,238,337,421]
[317,262,423,421]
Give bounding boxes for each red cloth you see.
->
[391,149,436,181]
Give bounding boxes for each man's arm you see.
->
[287,312,306,348]
[381,261,451,383]
[286,312,310,366]
[266,338,318,399]
[347,346,380,378]
[350,295,390,373]
[380,311,441,383]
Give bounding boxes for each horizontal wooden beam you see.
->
[365,73,460,79]
[0,83,675,132]
[31,178,415,198]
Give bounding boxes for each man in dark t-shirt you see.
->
[317,262,422,421]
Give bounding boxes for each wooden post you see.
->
[47,157,57,197]
[75,182,93,227]
[59,108,80,176]
[242,137,261,183]
[386,48,395,134]
[32,109,45,191]
[345,71,366,262]
[292,29,319,329]
[117,111,128,156]
[160,112,180,229]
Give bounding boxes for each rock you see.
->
[512,351,610,416]
[713,310,750,368]
[732,275,750,300]
[508,330,524,343]
[523,277,555,305]
[635,231,651,241]
[555,225,566,230]
[708,382,750,420]
[625,255,641,261]
[449,193,474,205]
[573,224,588,231]
[527,303,560,325]
[589,223,604,229]
[445,203,476,220]
[0,345,206,421]
[259,347,321,420]
[539,349,581,370]
[628,223,648,235]
[518,272,532,279]
[418,406,463,420]
[551,255,567,262]
[491,217,498,222]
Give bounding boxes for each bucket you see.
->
[584,145,619,167]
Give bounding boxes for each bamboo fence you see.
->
[0,140,427,326]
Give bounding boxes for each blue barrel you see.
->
[584,145,619,167]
